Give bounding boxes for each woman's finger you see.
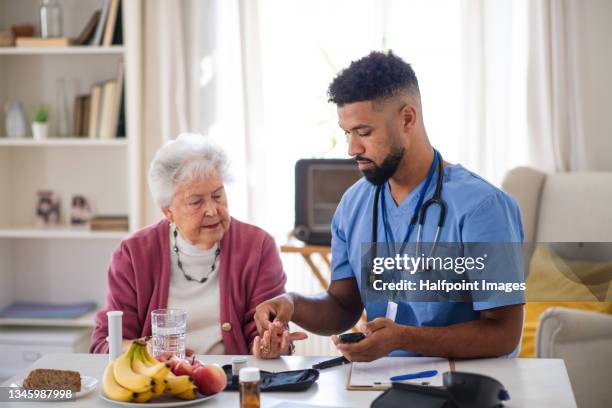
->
[262,330,271,355]
[269,330,281,357]
[253,336,261,358]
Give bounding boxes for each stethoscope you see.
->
[369,149,447,282]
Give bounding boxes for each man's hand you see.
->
[332,318,403,362]
[254,294,295,334]
[252,321,308,359]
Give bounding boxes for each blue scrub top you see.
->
[331,163,525,357]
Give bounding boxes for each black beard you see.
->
[360,146,405,186]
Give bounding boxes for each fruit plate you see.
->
[99,391,217,407]
[10,376,99,399]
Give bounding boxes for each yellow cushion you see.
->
[520,245,612,357]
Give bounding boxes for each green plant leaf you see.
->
[34,107,48,123]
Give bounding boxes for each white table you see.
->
[1,354,576,407]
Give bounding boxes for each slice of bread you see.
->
[22,369,81,392]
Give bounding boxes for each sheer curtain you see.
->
[142,0,197,223]
[527,0,612,172]
[141,0,253,224]
[460,0,529,184]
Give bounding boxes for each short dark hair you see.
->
[327,50,419,106]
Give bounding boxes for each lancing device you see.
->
[107,310,123,361]
[312,356,350,370]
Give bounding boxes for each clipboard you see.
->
[347,357,454,390]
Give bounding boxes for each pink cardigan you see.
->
[90,218,286,355]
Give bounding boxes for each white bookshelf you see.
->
[0,0,142,346]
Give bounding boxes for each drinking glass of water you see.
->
[151,309,187,359]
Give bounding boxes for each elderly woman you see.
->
[90,133,305,357]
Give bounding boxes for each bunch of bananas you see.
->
[102,340,197,403]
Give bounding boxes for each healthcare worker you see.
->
[255,51,525,362]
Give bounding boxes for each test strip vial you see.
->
[107,310,123,361]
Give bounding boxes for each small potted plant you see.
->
[32,107,48,140]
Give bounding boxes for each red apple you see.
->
[190,356,204,369]
[192,364,227,396]
[165,356,181,371]
[172,359,194,376]
[156,352,174,363]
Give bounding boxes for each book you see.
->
[74,10,101,45]
[116,85,126,137]
[72,95,84,136]
[91,0,111,46]
[102,0,120,47]
[109,61,124,137]
[112,0,123,45]
[90,215,129,231]
[0,301,96,319]
[82,95,91,137]
[15,37,71,47]
[99,80,116,139]
[88,83,103,138]
[91,224,128,231]
[90,215,128,223]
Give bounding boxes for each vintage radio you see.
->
[294,159,362,245]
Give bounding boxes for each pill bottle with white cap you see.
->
[239,367,260,408]
[232,356,248,376]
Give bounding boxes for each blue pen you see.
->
[389,369,438,382]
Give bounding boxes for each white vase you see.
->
[5,102,27,138]
[32,122,48,140]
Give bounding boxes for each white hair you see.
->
[148,133,231,208]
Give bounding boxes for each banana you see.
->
[132,345,170,379]
[132,345,169,397]
[175,386,198,400]
[113,342,154,393]
[142,347,165,365]
[133,389,156,403]
[165,372,194,395]
[102,361,136,402]
[150,378,168,399]
[139,341,161,366]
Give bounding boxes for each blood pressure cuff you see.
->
[222,365,319,392]
[371,382,456,408]
[371,372,510,408]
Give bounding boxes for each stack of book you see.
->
[15,0,122,48]
[0,301,97,319]
[90,215,129,231]
[73,62,125,138]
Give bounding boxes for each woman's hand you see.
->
[252,321,308,359]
